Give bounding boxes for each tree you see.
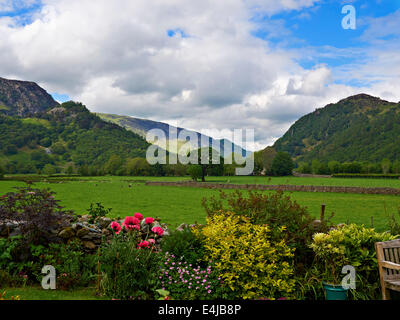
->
[254,147,277,175]
[125,157,151,176]
[191,148,224,182]
[43,164,57,175]
[66,165,74,175]
[392,160,400,174]
[381,158,391,174]
[187,165,202,181]
[311,159,322,174]
[270,152,294,176]
[104,155,124,175]
[0,165,4,179]
[328,161,341,174]
[297,162,311,174]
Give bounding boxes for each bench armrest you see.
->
[381,261,400,270]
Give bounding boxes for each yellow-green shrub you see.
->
[310,224,397,299]
[194,212,295,299]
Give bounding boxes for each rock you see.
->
[98,217,112,229]
[9,227,22,237]
[58,227,75,239]
[312,220,322,230]
[82,241,97,250]
[76,228,89,238]
[79,215,90,223]
[176,223,189,232]
[82,232,102,241]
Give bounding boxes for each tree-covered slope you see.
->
[0,76,151,174]
[273,94,400,163]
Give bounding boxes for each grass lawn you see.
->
[0,176,399,231]
[0,287,106,300]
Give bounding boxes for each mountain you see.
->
[0,78,149,174]
[273,94,400,163]
[97,113,250,158]
[0,77,59,117]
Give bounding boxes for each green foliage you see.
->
[274,94,400,163]
[0,236,96,290]
[159,252,232,300]
[387,208,400,236]
[270,152,294,176]
[187,165,202,181]
[254,147,277,175]
[310,224,397,300]
[86,202,112,224]
[30,240,97,290]
[297,161,311,174]
[0,101,149,174]
[99,235,162,300]
[125,157,152,176]
[202,190,332,267]
[194,212,296,299]
[160,227,205,266]
[43,164,57,175]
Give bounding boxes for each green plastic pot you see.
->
[322,282,348,300]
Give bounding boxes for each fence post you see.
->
[320,204,326,221]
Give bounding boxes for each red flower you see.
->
[138,240,150,248]
[110,221,121,234]
[124,216,140,230]
[152,226,164,236]
[145,217,154,225]
[134,212,144,221]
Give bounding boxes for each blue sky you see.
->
[252,0,400,85]
[1,0,400,149]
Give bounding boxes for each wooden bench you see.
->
[375,239,400,300]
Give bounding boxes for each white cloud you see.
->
[0,0,399,151]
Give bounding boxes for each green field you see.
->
[1,175,399,231]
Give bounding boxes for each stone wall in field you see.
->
[145,181,400,195]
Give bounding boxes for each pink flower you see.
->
[134,212,144,221]
[138,240,150,248]
[145,217,154,224]
[152,226,164,236]
[124,216,140,230]
[149,239,155,245]
[110,221,121,234]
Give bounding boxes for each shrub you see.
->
[159,252,234,300]
[99,215,165,299]
[194,212,296,299]
[160,227,205,266]
[270,152,294,176]
[86,202,112,224]
[0,236,96,289]
[30,240,97,290]
[202,190,332,268]
[387,208,400,236]
[0,186,72,245]
[310,224,397,300]
[187,165,202,181]
[99,234,162,300]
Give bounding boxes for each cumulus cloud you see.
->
[0,0,399,151]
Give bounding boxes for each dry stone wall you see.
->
[145,181,400,195]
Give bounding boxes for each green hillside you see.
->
[0,76,150,174]
[273,94,400,163]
